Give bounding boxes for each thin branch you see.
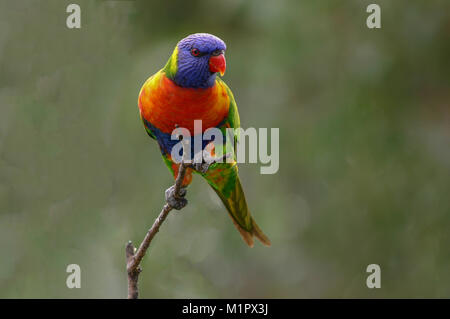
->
[126,161,189,299]
[125,136,231,299]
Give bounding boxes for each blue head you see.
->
[165,33,227,89]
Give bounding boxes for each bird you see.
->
[138,33,270,247]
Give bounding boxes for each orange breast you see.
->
[138,72,230,134]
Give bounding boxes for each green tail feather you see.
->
[204,164,271,247]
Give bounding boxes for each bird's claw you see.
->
[192,153,233,174]
[165,185,187,210]
[192,162,211,174]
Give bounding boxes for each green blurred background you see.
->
[0,0,449,298]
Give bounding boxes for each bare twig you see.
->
[125,133,232,299]
[126,160,189,299]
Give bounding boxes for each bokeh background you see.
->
[0,0,449,298]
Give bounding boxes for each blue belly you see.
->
[142,117,226,162]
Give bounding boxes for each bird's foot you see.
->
[165,185,187,210]
[192,161,211,174]
[192,153,233,174]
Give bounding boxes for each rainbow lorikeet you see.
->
[138,33,270,247]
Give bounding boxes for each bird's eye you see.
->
[191,48,201,57]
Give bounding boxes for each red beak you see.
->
[209,53,226,76]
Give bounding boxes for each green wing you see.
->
[140,114,156,140]
[216,77,240,158]
[140,114,157,140]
